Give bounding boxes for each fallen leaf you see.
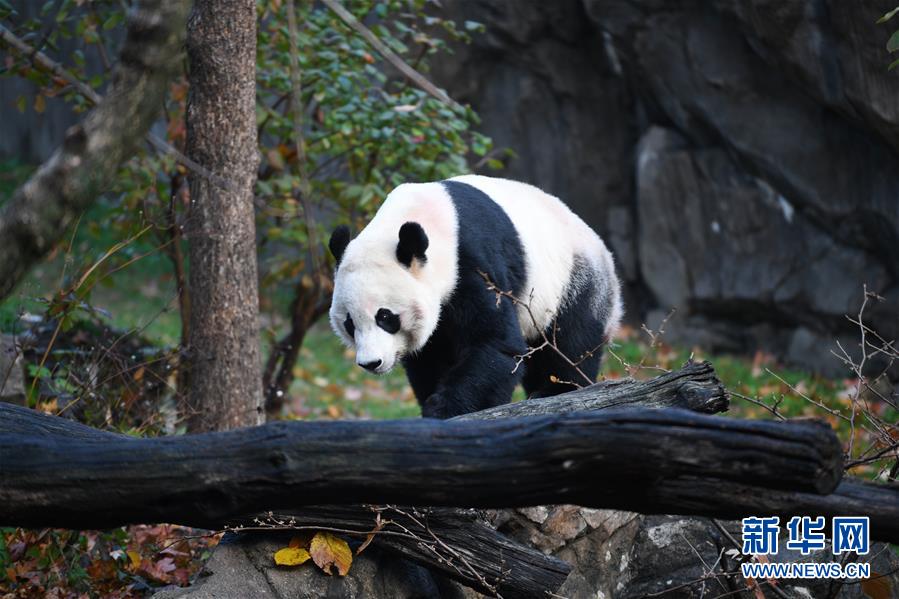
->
[861,572,892,599]
[126,550,142,569]
[86,560,117,581]
[289,533,312,550]
[356,516,383,556]
[310,531,352,576]
[274,546,311,567]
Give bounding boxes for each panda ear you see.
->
[329,225,351,266]
[396,222,428,268]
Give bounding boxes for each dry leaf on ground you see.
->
[309,531,353,576]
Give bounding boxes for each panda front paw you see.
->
[421,393,448,419]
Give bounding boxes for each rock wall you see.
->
[431,0,899,377]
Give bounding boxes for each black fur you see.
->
[402,180,528,418]
[397,221,429,267]
[329,225,351,265]
[521,257,605,398]
[375,308,401,334]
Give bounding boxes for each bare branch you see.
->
[320,0,464,111]
[477,269,595,386]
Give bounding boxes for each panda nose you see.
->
[358,359,382,372]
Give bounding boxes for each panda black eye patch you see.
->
[344,314,355,338]
[375,308,401,334]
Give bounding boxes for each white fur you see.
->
[330,176,622,373]
[330,182,458,373]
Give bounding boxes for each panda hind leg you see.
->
[521,292,606,399]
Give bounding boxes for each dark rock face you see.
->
[431,0,899,377]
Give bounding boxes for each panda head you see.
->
[328,221,437,374]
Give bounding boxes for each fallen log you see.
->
[0,361,729,597]
[0,402,841,529]
[654,476,899,544]
[456,360,728,420]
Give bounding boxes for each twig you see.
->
[477,270,594,387]
[388,505,502,597]
[642,307,676,349]
[730,391,787,421]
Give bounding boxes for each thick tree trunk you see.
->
[184,0,264,431]
[0,1,190,301]
[0,402,843,529]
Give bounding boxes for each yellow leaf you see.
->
[126,550,142,568]
[274,546,311,567]
[38,399,58,414]
[34,94,46,114]
[310,531,352,576]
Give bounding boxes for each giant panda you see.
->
[327,175,622,419]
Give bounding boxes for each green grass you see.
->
[601,334,848,418]
[281,317,879,439]
[286,324,420,420]
[1,160,182,344]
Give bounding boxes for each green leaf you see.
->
[888,57,899,70]
[877,7,899,23]
[888,30,899,52]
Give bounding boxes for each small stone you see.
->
[518,506,550,524]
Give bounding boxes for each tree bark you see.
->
[0,402,843,529]
[0,0,191,301]
[651,477,899,544]
[184,0,264,431]
[454,360,729,420]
